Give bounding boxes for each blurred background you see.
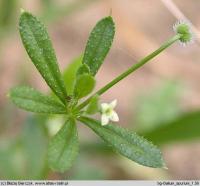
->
[0,0,200,180]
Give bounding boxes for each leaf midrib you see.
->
[56,121,76,166]
[80,117,147,156]
[81,117,162,165]
[22,15,66,103]
[13,94,64,108]
[83,19,112,75]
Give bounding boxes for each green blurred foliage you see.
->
[142,111,200,145]
[0,0,18,35]
[133,80,200,146]
[0,0,98,36]
[69,155,106,180]
[40,0,97,23]
[133,80,182,133]
[0,116,48,179]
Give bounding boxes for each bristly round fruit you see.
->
[173,20,195,46]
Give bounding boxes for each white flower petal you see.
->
[101,114,109,126]
[101,103,109,113]
[110,111,119,122]
[109,99,117,109]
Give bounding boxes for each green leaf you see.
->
[48,119,79,172]
[63,55,83,94]
[76,64,90,76]
[73,74,95,99]
[79,117,165,168]
[82,16,115,75]
[86,95,99,114]
[9,86,66,114]
[19,11,67,104]
[142,111,200,145]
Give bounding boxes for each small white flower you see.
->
[100,99,119,126]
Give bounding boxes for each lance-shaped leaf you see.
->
[48,119,79,172]
[19,11,67,104]
[79,117,165,168]
[82,16,115,75]
[9,86,66,114]
[73,74,95,99]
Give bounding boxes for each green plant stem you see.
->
[77,34,181,110]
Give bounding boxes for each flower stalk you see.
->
[77,34,181,110]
